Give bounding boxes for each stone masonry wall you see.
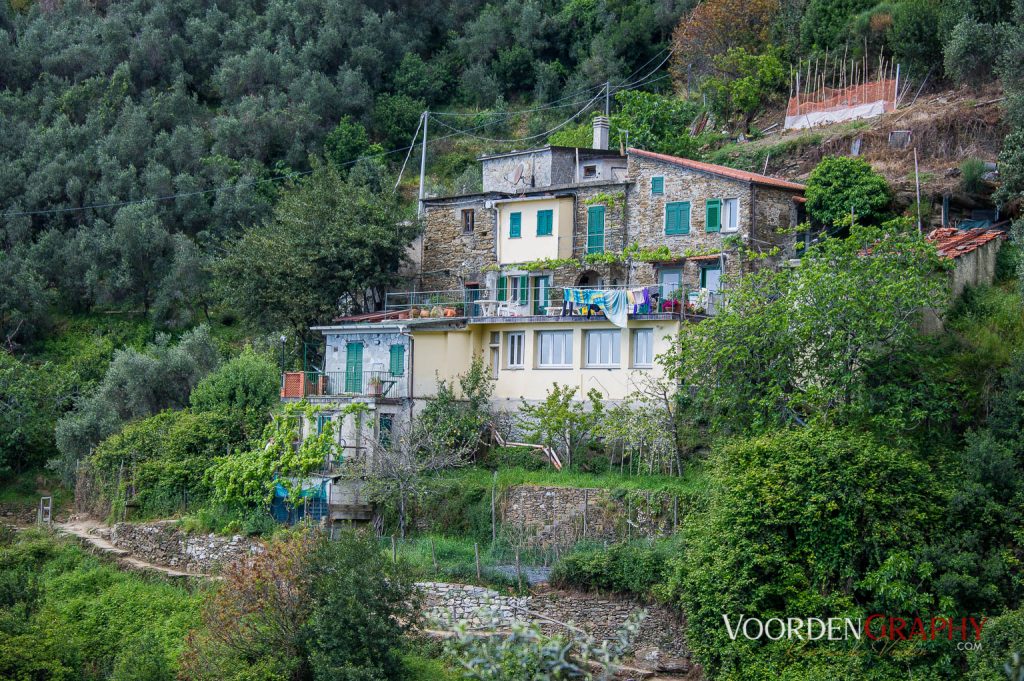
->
[419,581,694,675]
[420,196,496,291]
[501,485,679,549]
[110,521,264,574]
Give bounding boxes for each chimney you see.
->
[592,116,609,150]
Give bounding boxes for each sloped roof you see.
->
[926,227,1006,259]
[628,148,806,192]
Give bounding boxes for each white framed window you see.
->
[506,331,525,368]
[489,332,500,379]
[509,275,524,304]
[722,198,739,232]
[585,330,621,368]
[536,331,573,368]
[632,329,654,368]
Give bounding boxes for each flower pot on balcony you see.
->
[429,306,443,318]
[368,379,383,397]
[398,310,410,320]
[419,308,431,318]
[443,307,456,317]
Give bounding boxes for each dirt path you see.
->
[55,518,209,579]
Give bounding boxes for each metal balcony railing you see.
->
[384,284,726,321]
[281,369,407,399]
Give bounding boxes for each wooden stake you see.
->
[474,542,481,581]
[490,471,497,544]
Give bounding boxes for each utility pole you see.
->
[417,111,428,217]
[605,81,610,116]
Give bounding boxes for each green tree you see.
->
[805,156,892,227]
[372,94,425,151]
[701,47,786,133]
[800,0,876,50]
[662,224,947,434]
[518,384,605,470]
[0,354,74,474]
[305,530,418,681]
[53,325,220,480]
[662,425,939,679]
[190,347,279,439]
[417,355,493,459]
[323,117,371,175]
[214,162,418,341]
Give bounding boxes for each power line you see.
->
[428,92,604,143]
[431,47,672,120]
[1,51,676,219]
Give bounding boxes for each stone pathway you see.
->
[55,518,208,579]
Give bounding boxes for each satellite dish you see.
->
[512,163,524,185]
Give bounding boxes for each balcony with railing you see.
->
[280,369,408,400]
[383,284,725,323]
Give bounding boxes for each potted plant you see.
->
[368,376,383,396]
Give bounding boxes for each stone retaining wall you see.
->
[501,485,680,549]
[417,581,694,675]
[110,521,263,574]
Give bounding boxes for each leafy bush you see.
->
[804,156,892,227]
[800,0,876,50]
[552,539,677,598]
[886,0,943,78]
[190,346,279,439]
[701,47,786,132]
[661,425,940,679]
[53,325,220,480]
[0,531,199,681]
[944,17,1009,84]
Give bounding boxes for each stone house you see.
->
[623,147,806,300]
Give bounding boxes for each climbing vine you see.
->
[208,401,367,508]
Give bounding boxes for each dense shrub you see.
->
[53,325,220,480]
[804,156,892,227]
[661,425,941,679]
[552,540,677,598]
[190,346,279,439]
[0,531,200,681]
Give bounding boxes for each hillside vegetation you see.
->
[3,0,1024,679]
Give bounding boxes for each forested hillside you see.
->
[3,0,1024,679]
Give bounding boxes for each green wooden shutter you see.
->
[705,199,721,233]
[536,209,553,236]
[651,176,664,194]
[509,212,521,238]
[665,203,678,234]
[586,205,605,254]
[316,414,329,434]
[518,276,528,303]
[344,342,363,393]
[665,202,690,235]
[389,344,405,376]
[497,275,506,302]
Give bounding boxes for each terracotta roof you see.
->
[688,253,723,262]
[926,227,1007,259]
[628,148,806,192]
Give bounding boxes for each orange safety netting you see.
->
[786,79,897,117]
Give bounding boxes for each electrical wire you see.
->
[1,50,675,218]
[428,91,604,143]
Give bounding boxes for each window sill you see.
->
[631,365,653,370]
[584,365,621,370]
[536,366,573,370]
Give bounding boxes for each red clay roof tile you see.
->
[926,227,1006,259]
[628,148,806,192]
